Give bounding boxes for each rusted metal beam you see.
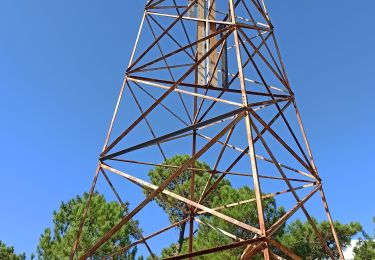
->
[164,237,267,260]
[269,240,302,260]
[101,107,246,161]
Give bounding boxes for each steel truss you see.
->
[71,0,344,259]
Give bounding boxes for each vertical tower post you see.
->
[228,1,269,258]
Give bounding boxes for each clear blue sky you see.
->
[0,0,374,257]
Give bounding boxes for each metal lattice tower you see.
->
[71,0,344,259]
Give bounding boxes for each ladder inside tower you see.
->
[190,0,228,88]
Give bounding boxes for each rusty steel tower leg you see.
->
[71,0,344,259]
[228,0,269,259]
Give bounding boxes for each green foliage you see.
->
[278,219,362,259]
[146,154,230,223]
[0,241,25,260]
[146,155,361,259]
[37,192,140,259]
[148,155,284,259]
[161,185,284,259]
[146,154,231,255]
[354,217,375,259]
